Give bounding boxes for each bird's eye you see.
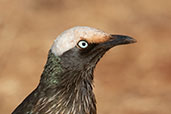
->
[77,40,89,49]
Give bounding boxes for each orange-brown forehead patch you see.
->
[80,35,110,44]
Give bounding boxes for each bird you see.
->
[12,26,136,114]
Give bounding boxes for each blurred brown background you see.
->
[0,0,171,114]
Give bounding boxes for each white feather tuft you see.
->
[51,26,109,56]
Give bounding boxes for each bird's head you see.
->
[50,26,136,71]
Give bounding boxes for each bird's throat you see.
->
[37,51,97,114]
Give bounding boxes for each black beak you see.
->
[110,34,136,44]
[88,35,136,64]
[99,35,136,49]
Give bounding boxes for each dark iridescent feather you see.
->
[13,51,96,114]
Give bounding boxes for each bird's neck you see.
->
[36,51,96,114]
[40,51,62,88]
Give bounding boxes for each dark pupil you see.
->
[82,42,86,46]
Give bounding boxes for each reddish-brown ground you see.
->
[0,0,171,114]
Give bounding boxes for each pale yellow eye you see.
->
[77,40,88,49]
